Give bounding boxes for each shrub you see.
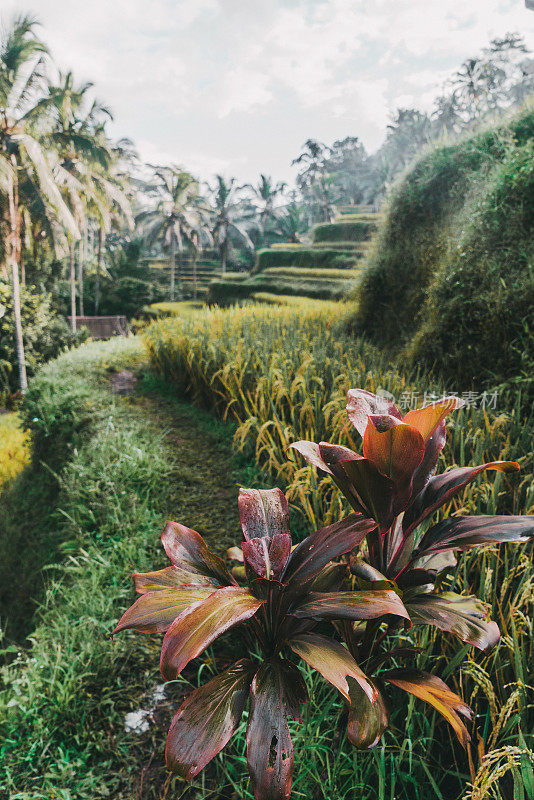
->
[255,248,359,272]
[0,412,30,488]
[111,391,534,799]
[0,280,83,396]
[312,220,377,243]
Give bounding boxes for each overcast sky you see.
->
[3,0,534,182]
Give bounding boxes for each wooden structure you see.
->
[71,316,129,338]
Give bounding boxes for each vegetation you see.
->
[349,106,534,389]
[112,393,533,798]
[0,412,30,488]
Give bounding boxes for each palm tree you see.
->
[273,202,305,244]
[138,166,210,299]
[45,70,114,328]
[292,140,334,223]
[0,15,78,389]
[245,174,286,242]
[209,176,252,274]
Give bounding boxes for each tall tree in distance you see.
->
[138,166,210,299]
[292,139,335,224]
[0,15,78,388]
[245,174,286,243]
[210,175,252,274]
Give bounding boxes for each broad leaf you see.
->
[347,678,389,749]
[165,659,254,779]
[403,397,464,442]
[290,633,376,703]
[346,389,402,437]
[409,420,447,501]
[239,487,290,541]
[406,592,500,651]
[403,462,520,535]
[133,565,220,593]
[160,587,263,680]
[247,660,294,800]
[362,415,424,505]
[384,669,472,747]
[111,587,214,635]
[161,521,233,586]
[242,534,292,581]
[292,590,410,623]
[283,513,377,587]
[415,515,534,557]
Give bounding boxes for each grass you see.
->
[0,337,271,799]
[0,413,30,489]
[145,300,534,798]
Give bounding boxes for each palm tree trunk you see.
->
[95,226,103,315]
[6,165,27,393]
[221,225,228,274]
[70,238,77,333]
[170,235,176,301]
[77,236,84,317]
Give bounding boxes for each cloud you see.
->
[1,0,532,181]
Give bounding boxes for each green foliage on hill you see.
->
[255,246,358,271]
[312,220,376,243]
[348,106,534,389]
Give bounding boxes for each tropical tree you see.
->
[138,167,209,299]
[209,175,253,274]
[0,15,78,389]
[273,201,306,244]
[292,139,335,223]
[245,174,286,242]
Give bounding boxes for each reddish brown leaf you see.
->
[110,587,215,635]
[415,515,534,557]
[404,397,464,442]
[133,565,220,594]
[384,669,472,747]
[283,513,376,587]
[165,659,253,780]
[161,521,233,586]
[347,678,389,749]
[363,415,424,506]
[290,633,376,703]
[346,389,402,437]
[292,590,410,623]
[238,488,290,541]
[160,587,263,681]
[406,592,500,651]
[247,660,294,800]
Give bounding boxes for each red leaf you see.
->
[290,633,376,704]
[242,534,292,581]
[415,514,534,557]
[292,590,410,623]
[406,592,500,651]
[160,587,263,681]
[283,513,377,587]
[133,565,221,593]
[384,669,472,747]
[239,488,290,541]
[404,397,464,442]
[247,660,294,800]
[110,587,215,635]
[346,389,402,437]
[347,678,389,749]
[363,415,424,507]
[165,659,254,780]
[403,462,521,536]
[161,521,233,586]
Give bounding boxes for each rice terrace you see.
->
[1,3,534,799]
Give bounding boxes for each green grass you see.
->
[255,247,360,271]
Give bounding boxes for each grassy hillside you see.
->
[347,107,534,390]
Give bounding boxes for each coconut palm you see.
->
[245,174,286,242]
[209,175,253,274]
[138,167,210,299]
[0,15,79,390]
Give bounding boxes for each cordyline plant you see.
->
[111,389,534,800]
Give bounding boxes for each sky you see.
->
[3,0,534,182]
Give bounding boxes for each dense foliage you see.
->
[112,387,533,799]
[348,107,534,389]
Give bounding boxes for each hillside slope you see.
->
[347,107,534,389]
